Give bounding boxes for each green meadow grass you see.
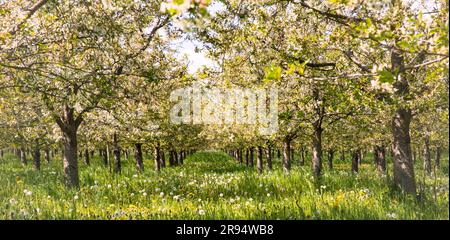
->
[0,151,448,220]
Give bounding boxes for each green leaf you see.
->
[379,70,394,83]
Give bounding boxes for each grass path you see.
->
[0,151,448,219]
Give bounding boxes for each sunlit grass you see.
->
[0,151,448,219]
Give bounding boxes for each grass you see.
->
[0,150,448,220]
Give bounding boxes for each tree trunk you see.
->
[249,147,254,167]
[20,147,27,166]
[391,46,417,195]
[238,148,243,165]
[179,150,184,165]
[134,143,144,172]
[351,150,359,173]
[374,145,386,173]
[169,150,176,166]
[282,138,291,172]
[245,148,249,166]
[277,149,281,159]
[84,149,90,166]
[359,150,364,165]
[113,133,121,173]
[340,151,345,161]
[423,137,432,175]
[300,147,305,166]
[44,147,50,164]
[154,144,161,171]
[327,149,334,170]
[312,127,323,177]
[102,148,108,166]
[33,139,40,171]
[257,146,263,174]
[62,126,79,188]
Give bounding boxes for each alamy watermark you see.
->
[170,81,279,135]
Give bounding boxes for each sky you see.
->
[171,1,225,74]
[172,39,214,74]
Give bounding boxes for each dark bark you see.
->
[154,144,161,171]
[351,150,359,173]
[374,145,386,173]
[249,147,254,167]
[61,126,79,188]
[134,143,144,172]
[277,149,281,159]
[102,148,108,166]
[237,148,243,165]
[179,150,184,165]
[174,150,179,165]
[312,127,323,177]
[84,149,90,166]
[300,147,305,166]
[282,138,291,171]
[245,148,249,166]
[33,139,40,171]
[169,150,176,166]
[327,149,334,170]
[390,46,417,195]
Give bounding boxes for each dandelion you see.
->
[9,198,17,205]
[219,193,224,197]
[160,192,165,197]
[107,184,112,189]
[155,188,161,192]
[198,209,206,215]
[198,198,202,202]
[320,185,327,190]
[267,193,271,197]
[23,189,32,196]
[230,198,235,203]
[74,195,79,200]
[19,209,29,216]
[386,213,397,219]
[130,193,135,197]
[143,192,147,197]
[173,195,180,201]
